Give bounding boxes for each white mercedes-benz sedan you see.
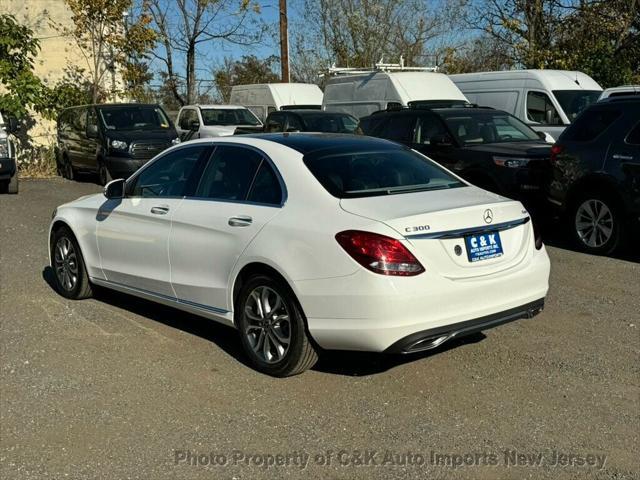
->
[49,134,550,376]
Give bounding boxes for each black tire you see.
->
[7,170,18,194]
[97,160,112,186]
[50,226,93,299]
[64,159,75,181]
[236,274,318,377]
[568,190,624,255]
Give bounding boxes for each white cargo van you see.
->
[322,70,468,119]
[449,70,603,140]
[229,83,323,122]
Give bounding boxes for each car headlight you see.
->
[171,137,181,145]
[493,156,530,168]
[0,138,9,158]
[110,139,128,151]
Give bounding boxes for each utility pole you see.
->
[279,0,290,83]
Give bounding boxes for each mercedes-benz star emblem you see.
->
[483,209,494,224]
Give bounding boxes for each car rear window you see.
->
[303,148,465,198]
[561,109,621,142]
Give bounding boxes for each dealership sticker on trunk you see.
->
[464,232,503,262]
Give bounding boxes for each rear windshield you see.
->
[99,106,171,131]
[201,108,261,126]
[553,90,601,121]
[561,108,621,142]
[302,113,358,133]
[304,148,465,198]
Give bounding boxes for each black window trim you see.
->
[624,120,640,146]
[183,142,288,207]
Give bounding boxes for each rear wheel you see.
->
[569,191,624,255]
[97,160,112,186]
[50,226,93,299]
[64,159,75,181]
[236,274,318,377]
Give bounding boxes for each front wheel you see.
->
[570,192,624,255]
[236,274,318,376]
[97,161,112,186]
[50,226,93,299]
[7,169,18,194]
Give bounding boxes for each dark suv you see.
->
[359,105,552,208]
[264,110,359,134]
[56,104,180,184]
[548,97,639,254]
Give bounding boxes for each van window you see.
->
[561,109,621,142]
[74,108,87,132]
[471,91,519,114]
[553,90,600,121]
[247,106,265,122]
[527,91,562,125]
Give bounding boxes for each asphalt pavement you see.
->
[1,178,638,479]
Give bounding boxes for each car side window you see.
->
[74,108,87,133]
[87,108,98,136]
[527,91,562,125]
[194,146,263,201]
[266,113,285,133]
[562,109,621,142]
[379,115,416,142]
[626,122,640,145]
[286,114,303,132]
[415,115,448,144]
[128,145,209,198]
[247,162,282,205]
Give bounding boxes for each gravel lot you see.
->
[1,178,639,479]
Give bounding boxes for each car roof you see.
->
[243,132,402,155]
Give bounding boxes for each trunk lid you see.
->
[340,186,532,279]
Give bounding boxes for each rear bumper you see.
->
[384,298,544,353]
[0,157,16,180]
[297,247,550,352]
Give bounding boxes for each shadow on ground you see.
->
[42,266,488,377]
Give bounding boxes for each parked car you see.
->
[0,111,19,194]
[323,68,468,119]
[598,85,640,101]
[548,97,640,254]
[56,103,180,185]
[49,133,550,376]
[449,70,603,140]
[176,104,263,139]
[263,110,359,134]
[359,105,552,208]
[229,83,323,122]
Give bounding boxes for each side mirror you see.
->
[103,178,125,199]
[430,134,453,147]
[87,124,98,138]
[6,115,19,134]
[189,120,200,131]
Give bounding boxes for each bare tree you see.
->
[147,0,265,106]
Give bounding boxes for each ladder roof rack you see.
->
[321,55,439,77]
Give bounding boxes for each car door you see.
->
[96,144,212,296]
[81,107,100,171]
[609,119,640,212]
[68,107,86,168]
[169,144,284,312]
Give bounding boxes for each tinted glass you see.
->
[441,112,539,144]
[99,105,171,131]
[195,146,262,200]
[626,122,640,145]
[527,91,562,125]
[553,90,601,121]
[201,108,261,126]
[561,109,621,142]
[247,162,282,205]
[179,109,198,130]
[609,91,639,98]
[286,114,304,131]
[74,108,87,132]
[379,115,416,142]
[304,148,465,198]
[266,114,285,133]
[300,113,358,133]
[129,146,208,197]
[415,114,448,144]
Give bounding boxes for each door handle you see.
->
[150,206,170,215]
[228,215,253,227]
[613,154,634,161]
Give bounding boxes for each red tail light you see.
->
[335,230,424,276]
[550,144,564,164]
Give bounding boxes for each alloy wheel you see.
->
[54,237,79,291]
[243,286,291,364]
[574,199,614,248]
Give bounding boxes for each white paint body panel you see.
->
[49,135,550,352]
[229,84,324,121]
